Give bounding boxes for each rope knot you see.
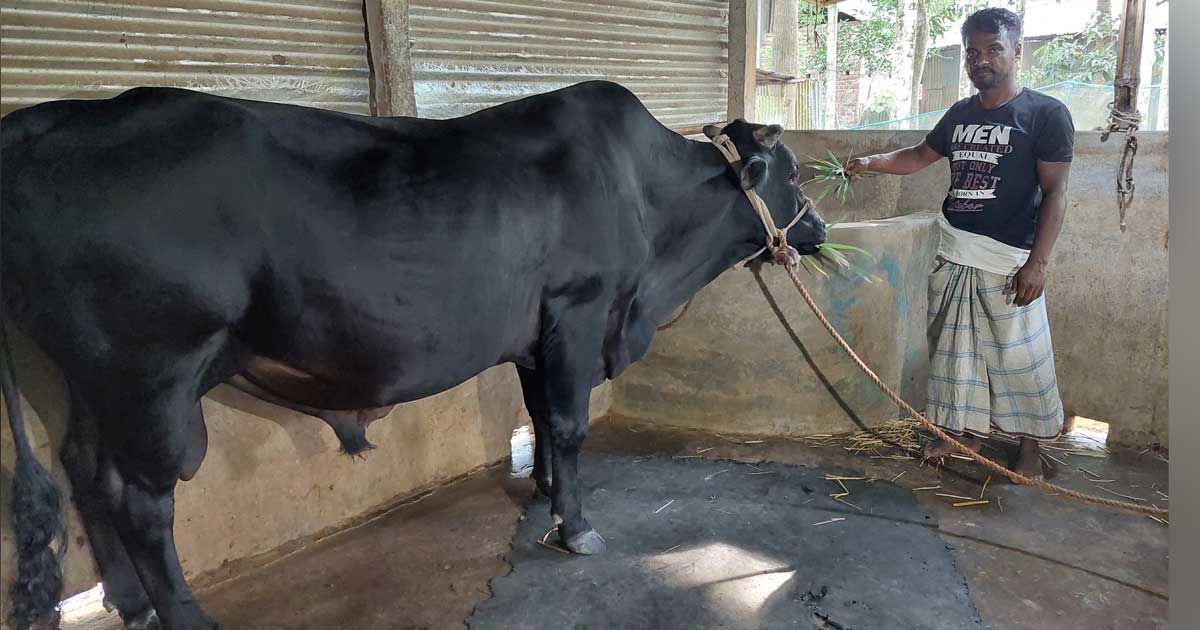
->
[770,245,801,269]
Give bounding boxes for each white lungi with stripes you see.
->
[925,249,1065,440]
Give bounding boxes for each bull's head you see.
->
[703,120,827,257]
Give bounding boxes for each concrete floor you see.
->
[61,418,1168,630]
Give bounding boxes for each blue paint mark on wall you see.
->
[825,272,857,332]
[880,253,908,321]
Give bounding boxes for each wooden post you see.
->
[1156,25,1168,130]
[1134,1,1157,121]
[909,0,928,116]
[772,0,799,127]
[824,4,839,128]
[364,0,418,117]
[728,0,759,121]
[1112,0,1147,125]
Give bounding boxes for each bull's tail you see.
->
[1,318,65,629]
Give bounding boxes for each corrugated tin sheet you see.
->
[0,0,370,117]
[408,0,729,130]
[920,47,961,113]
[755,79,823,129]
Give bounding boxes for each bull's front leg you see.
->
[535,305,608,555]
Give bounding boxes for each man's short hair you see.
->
[961,7,1022,47]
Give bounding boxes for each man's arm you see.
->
[1009,160,1071,306]
[844,141,944,177]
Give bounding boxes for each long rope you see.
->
[778,262,1167,519]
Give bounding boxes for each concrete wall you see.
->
[613,213,940,436]
[1,327,611,609]
[614,130,1169,449]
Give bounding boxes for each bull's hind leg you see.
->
[79,380,221,630]
[516,366,554,498]
[60,387,159,629]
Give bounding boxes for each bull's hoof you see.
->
[562,528,607,555]
[124,607,160,630]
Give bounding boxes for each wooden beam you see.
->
[1156,25,1168,129]
[364,0,417,117]
[728,0,759,121]
[824,3,839,128]
[1112,0,1148,124]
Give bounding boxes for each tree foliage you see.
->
[1024,11,1119,87]
[766,0,968,79]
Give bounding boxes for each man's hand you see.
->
[843,142,942,176]
[1007,259,1047,306]
[844,156,872,180]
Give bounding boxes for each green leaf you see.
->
[820,243,876,260]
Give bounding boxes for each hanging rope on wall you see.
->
[1103,0,1149,233]
[1101,103,1141,233]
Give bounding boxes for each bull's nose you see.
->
[813,220,828,243]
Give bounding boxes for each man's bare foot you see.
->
[1008,437,1044,483]
[923,434,984,459]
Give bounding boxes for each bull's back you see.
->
[1,89,296,360]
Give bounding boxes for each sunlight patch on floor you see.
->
[655,542,796,613]
[510,424,534,478]
[58,583,114,627]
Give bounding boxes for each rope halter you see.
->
[710,134,810,268]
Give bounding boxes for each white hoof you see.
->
[563,528,607,555]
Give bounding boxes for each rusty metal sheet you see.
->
[409,0,729,130]
[1,0,370,117]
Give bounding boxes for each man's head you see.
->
[961,7,1022,91]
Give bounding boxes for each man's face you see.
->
[964,29,1021,90]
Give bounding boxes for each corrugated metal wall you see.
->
[754,79,823,129]
[2,0,730,128]
[0,0,371,117]
[919,47,961,113]
[408,0,729,130]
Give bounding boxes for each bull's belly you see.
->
[236,315,533,412]
[235,351,505,412]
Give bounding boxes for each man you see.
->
[845,7,1073,482]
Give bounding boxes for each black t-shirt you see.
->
[925,89,1074,250]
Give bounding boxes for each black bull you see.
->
[1,81,825,629]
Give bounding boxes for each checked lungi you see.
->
[925,257,1065,440]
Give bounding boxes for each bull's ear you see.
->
[741,156,768,190]
[754,124,784,149]
[703,124,722,140]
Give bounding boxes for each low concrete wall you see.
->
[1050,133,1169,447]
[612,213,939,436]
[1,327,611,610]
[614,130,1169,449]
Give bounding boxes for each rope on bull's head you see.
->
[1101,103,1141,232]
[710,134,809,269]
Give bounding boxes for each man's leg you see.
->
[923,259,993,458]
[1011,437,1044,480]
[983,268,1062,483]
[923,432,984,458]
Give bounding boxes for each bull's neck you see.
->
[638,138,765,324]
